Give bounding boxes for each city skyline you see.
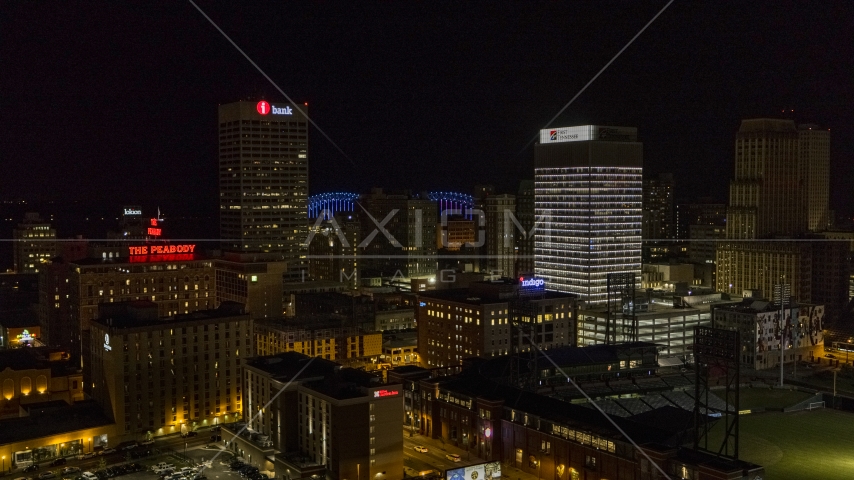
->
[2,1,853,220]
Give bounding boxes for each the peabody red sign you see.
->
[129,244,197,256]
[373,389,400,398]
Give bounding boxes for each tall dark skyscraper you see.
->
[218,100,309,259]
[485,194,516,277]
[515,180,535,276]
[358,189,437,280]
[642,173,674,240]
[534,126,643,305]
[799,124,831,231]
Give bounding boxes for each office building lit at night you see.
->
[534,126,643,305]
[218,100,309,259]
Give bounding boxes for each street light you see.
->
[3,455,6,475]
[847,339,852,364]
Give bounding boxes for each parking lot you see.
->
[2,440,240,480]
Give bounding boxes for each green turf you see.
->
[737,387,814,410]
[706,409,854,480]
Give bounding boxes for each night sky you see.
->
[3,1,854,225]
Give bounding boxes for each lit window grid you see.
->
[534,167,642,304]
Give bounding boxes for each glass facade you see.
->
[534,167,642,304]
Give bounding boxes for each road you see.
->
[401,432,540,480]
[402,431,478,475]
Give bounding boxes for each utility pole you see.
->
[775,283,790,387]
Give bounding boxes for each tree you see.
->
[97,458,106,471]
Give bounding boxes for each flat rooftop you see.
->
[419,287,574,306]
[717,299,809,314]
[92,301,247,330]
[0,400,114,445]
[476,342,660,378]
[245,352,386,401]
[0,347,77,376]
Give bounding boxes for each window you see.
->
[584,455,596,469]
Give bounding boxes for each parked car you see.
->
[181,431,198,438]
[50,459,67,467]
[80,453,96,460]
[141,439,155,446]
[37,472,57,480]
[445,454,461,462]
[62,467,81,475]
[118,441,139,451]
[414,446,428,453]
[98,448,116,456]
[239,466,259,477]
[81,472,98,480]
[153,466,174,475]
[12,476,28,480]
[23,465,40,473]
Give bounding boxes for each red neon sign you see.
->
[148,227,162,236]
[129,254,195,263]
[256,101,270,115]
[373,389,399,398]
[128,244,196,256]
[150,218,158,226]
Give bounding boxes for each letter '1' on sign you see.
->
[257,101,270,115]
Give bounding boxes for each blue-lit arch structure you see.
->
[426,191,475,218]
[308,192,359,219]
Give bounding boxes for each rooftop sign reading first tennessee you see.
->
[256,100,293,116]
[539,125,637,144]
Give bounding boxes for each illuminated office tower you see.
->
[725,119,802,239]
[717,119,836,304]
[218,100,308,258]
[13,212,56,274]
[534,126,643,305]
[799,124,831,231]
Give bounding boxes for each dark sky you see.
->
[3,1,854,221]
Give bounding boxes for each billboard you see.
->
[446,461,501,480]
[755,305,824,353]
[539,125,637,144]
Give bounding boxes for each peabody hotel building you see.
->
[40,243,216,373]
[89,301,252,440]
